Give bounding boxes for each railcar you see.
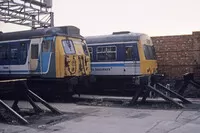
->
[85,31,157,94]
[0,26,91,99]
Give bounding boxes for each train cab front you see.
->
[55,36,91,88]
[139,35,158,76]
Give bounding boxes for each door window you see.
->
[31,44,39,59]
[20,43,27,64]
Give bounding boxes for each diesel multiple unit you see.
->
[0,26,91,99]
[85,31,158,93]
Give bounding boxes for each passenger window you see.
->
[97,46,116,61]
[88,47,93,60]
[10,48,18,60]
[0,44,9,60]
[62,40,76,54]
[125,46,133,60]
[31,44,39,59]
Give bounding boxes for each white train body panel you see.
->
[91,61,140,75]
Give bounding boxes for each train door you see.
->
[41,37,53,74]
[123,43,139,75]
[29,38,43,73]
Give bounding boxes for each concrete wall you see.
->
[151,32,200,79]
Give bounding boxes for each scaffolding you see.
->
[0,0,54,29]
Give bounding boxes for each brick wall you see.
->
[151,31,200,79]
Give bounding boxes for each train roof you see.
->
[0,26,82,41]
[85,31,146,44]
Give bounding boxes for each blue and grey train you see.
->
[85,31,158,93]
[0,26,91,99]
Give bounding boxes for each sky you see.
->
[0,0,200,37]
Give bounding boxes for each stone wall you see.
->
[151,31,200,79]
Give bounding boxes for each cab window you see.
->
[143,44,156,60]
[42,40,51,52]
[82,42,89,56]
[62,40,76,54]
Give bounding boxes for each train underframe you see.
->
[27,76,94,101]
[0,75,92,102]
[78,75,145,96]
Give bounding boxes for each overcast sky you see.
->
[1,0,200,37]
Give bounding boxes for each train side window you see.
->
[62,40,76,54]
[125,46,133,60]
[97,46,116,61]
[0,44,9,60]
[97,47,107,61]
[106,46,116,60]
[88,47,93,60]
[31,44,39,59]
[10,48,18,60]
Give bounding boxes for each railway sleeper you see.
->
[0,79,62,125]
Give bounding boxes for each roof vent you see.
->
[112,31,131,35]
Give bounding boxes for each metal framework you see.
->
[130,74,192,108]
[0,79,61,125]
[0,0,54,29]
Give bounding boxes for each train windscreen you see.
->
[143,44,156,60]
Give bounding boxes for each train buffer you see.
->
[130,74,192,108]
[0,79,62,125]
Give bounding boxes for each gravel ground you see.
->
[1,98,200,133]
